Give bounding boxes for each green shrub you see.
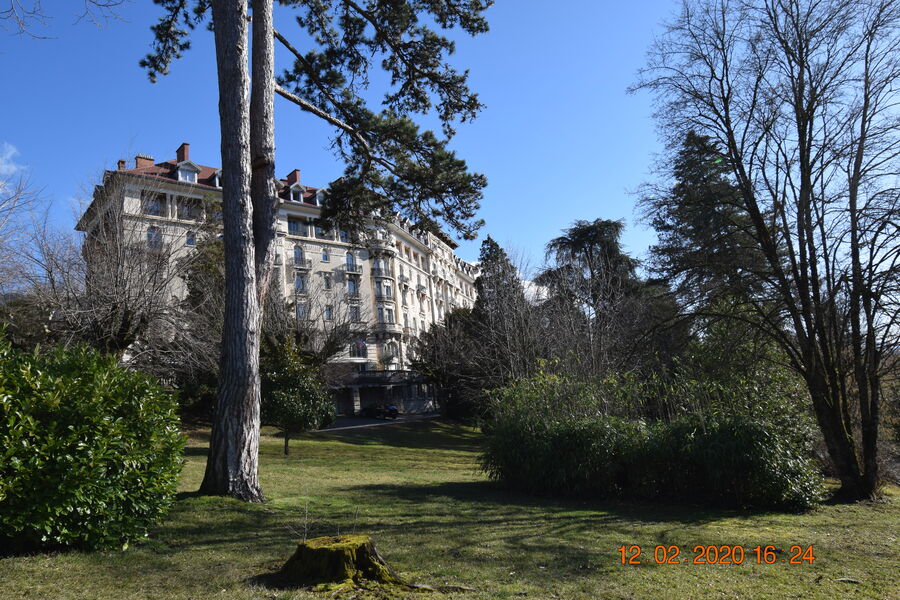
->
[261,338,335,455]
[639,414,824,510]
[0,338,184,552]
[482,373,824,511]
[482,373,646,498]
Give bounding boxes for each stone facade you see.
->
[76,143,479,414]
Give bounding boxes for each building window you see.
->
[348,277,359,295]
[315,191,325,206]
[323,273,333,290]
[291,187,302,202]
[141,191,164,216]
[176,196,201,220]
[296,273,307,293]
[349,305,360,322]
[339,229,349,243]
[147,226,162,249]
[296,303,307,320]
[321,247,330,262]
[185,231,196,246]
[213,173,220,188]
[293,245,304,265]
[383,282,392,298]
[386,308,394,323]
[377,307,384,323]
[288,218,303,236]
[345,252,355,267]
[324,304,334,321]
[178,168,197,183]
[349,338,367,358]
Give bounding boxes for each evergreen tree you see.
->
[143,0,491,501]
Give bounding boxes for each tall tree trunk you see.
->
[199,0,264,502]
[251,0,277,302]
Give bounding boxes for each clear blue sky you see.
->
[1,1,677,271]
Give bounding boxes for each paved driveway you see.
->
[324,413,439,431]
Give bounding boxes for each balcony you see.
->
[373,322,403,335]
[368,237,396,254]
[416,283,428,294]
[399,274,411,285]
[346,290,361,299]
[343,263,362,274]
[371,267,394,278]
[289,257,312,270]
[374,292,394,301]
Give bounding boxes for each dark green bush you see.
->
[0,338,184,552]
[481,373,824,510]
[481,373,646,498]
[639,414,824,510]
[261,338,335,455]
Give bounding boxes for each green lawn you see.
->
[3,420,898,599]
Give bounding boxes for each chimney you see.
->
[117,159,126,171]
[135,154,155,169]
[176,142,190,163]
[286,169,301,186]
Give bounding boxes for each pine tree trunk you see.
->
[251,0,278,302]
[199,0,264,503]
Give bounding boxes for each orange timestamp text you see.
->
[617,544,815,565]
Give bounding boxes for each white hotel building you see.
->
[76,143,479,414]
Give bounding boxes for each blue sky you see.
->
[1,1,677,271]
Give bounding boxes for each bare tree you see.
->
[0,166,38,293]
[14,175,188,356]
[634,0,900,499]
[1,1,125,36]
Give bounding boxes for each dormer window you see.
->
[315,190,325,206]
[178,168,198,183]
[213,172,221,187]
[290,186,303,202]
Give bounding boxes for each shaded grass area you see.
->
[2,420,898,599]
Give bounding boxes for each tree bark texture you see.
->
[251,0,278,303]
[199,0,264,502]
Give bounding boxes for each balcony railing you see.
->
[373,322,403,335]
[399,274,411,284]
[416,283,427,294]
[346,290,361,299]
[371,267,394,278]
[290,257,312,269]
[368,237,395,252]
[343,263,362,274]
[374,292,394,301]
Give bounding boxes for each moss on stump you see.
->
[280,535,405,587]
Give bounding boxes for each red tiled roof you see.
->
[119,158,321,204]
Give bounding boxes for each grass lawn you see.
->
[2,420,898,600]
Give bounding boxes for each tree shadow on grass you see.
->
[342,479,783,527]
[304,420,483,453]
[182,446,209,458]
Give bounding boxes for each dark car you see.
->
[360,404,400,419]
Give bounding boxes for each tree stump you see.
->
[279,535,405,587]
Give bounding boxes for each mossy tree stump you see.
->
[280,535,404,587]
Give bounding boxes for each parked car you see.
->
[360,404,400,419]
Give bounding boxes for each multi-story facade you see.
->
[76,143,479,414]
